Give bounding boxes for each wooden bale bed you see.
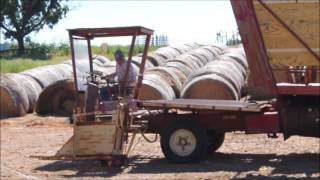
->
[133,99,279,163]
[136,99,277,133]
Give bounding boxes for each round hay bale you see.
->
[93,65,116,76]
[146,67,183,97]
[132,56,154,69]
[188,62,245,97]
[166,57,201,71]
[165,61,194,78]
[155,47,181,59]
[8,73,42,113]
[52,64,74,78]
[181,74,239,100]
[209,44,228,52]
[147,53,167,66]
[192,48,215,62]
[73,60,93,73]
[36,79,76,116]
[214,56,247,79]
[171,44,194,54]
[93,55,112,65]
[222,50,248,70]
[202,46,222,57]
[171,47,186,54]
[76,60,101,76]
[61,59,115,78]
[165,67,188,85]
[139,73,175,100]
[180,54,206,67]
[0,74,29,118]
[21,65,65,88]
[188,51,209,65]
[208,60,247,82]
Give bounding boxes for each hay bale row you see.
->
[138,45,226,100]
[134,44,199,68]
[0,55,114,118]
[21,65,65,88]
[181,48,248,100]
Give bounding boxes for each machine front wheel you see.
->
[160,120,207,163]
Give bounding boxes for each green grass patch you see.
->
[0,56,68,73]
[0,45,161,73]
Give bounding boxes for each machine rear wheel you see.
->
[160,120,207,163]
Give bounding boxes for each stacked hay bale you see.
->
[35,57,115,116]
[6,74,42,113]
[36,79,76,116]
[181,48,249,100]
[0,74,30,118]
[138,45,226,100]
[131,44,199,70]
[1,46,246,118]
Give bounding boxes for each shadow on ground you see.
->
[35,152,320,179]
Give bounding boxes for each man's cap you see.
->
[114,50,124,60]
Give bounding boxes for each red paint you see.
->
[277,85,320,95]
[231,0,278,99]
[245,112,279,134]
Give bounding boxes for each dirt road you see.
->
[1,114,319,179]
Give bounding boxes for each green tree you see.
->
[0,0,69,56]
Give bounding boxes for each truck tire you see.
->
[160,120,208,163]
[207,130,225,153]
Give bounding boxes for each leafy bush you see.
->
[54,43,70,57]
[27,42,55,59]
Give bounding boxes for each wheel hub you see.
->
[177,136,191,151]
[169,129,196,156]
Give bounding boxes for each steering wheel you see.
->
[86,70,104,85]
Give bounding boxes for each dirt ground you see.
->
[1,114,319,180]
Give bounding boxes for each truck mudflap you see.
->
[245,111,279,134]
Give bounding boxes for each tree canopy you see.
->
[0,0,69,55]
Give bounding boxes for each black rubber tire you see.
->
[207,130,225,153]
[160,120,208,163]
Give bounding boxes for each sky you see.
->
[1,0,238,46]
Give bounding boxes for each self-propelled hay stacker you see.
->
[34,0,319,166]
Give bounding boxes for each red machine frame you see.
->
[34,1,319,166]
[68,26,154,99]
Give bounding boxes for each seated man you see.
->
[101,50,137,100]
